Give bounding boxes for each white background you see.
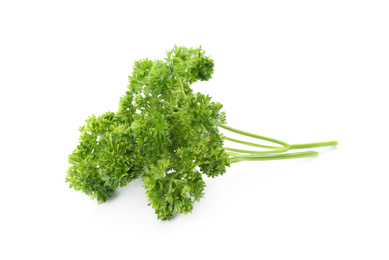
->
[1,1,388,259]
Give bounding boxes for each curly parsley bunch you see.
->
[66,46,337,220]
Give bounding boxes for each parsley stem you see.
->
[229,151,319,164]
[289,141,338,149]
[177,77,186,98]
[220,124,338,154]
[226,151,244,156]
[218,124,290,151]
[224,147,285,155]
[224,136,282,150]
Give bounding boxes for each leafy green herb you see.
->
[66,46,338,220]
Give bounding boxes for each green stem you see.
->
[224,147,284,155]
[224,136,281,150]
[220,124,338,154]
[177,77,186,98]
[226,151,243,157]
[229,151,319,164]
[289,141,338,149]
[218,124,290,152]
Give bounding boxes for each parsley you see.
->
[66,46,337,220]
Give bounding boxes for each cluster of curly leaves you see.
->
[66,46,230,220]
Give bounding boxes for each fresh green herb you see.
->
[66,46,337,220]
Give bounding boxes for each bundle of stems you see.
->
[219,124,338,164]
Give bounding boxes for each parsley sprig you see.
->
[66,46,337,220]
